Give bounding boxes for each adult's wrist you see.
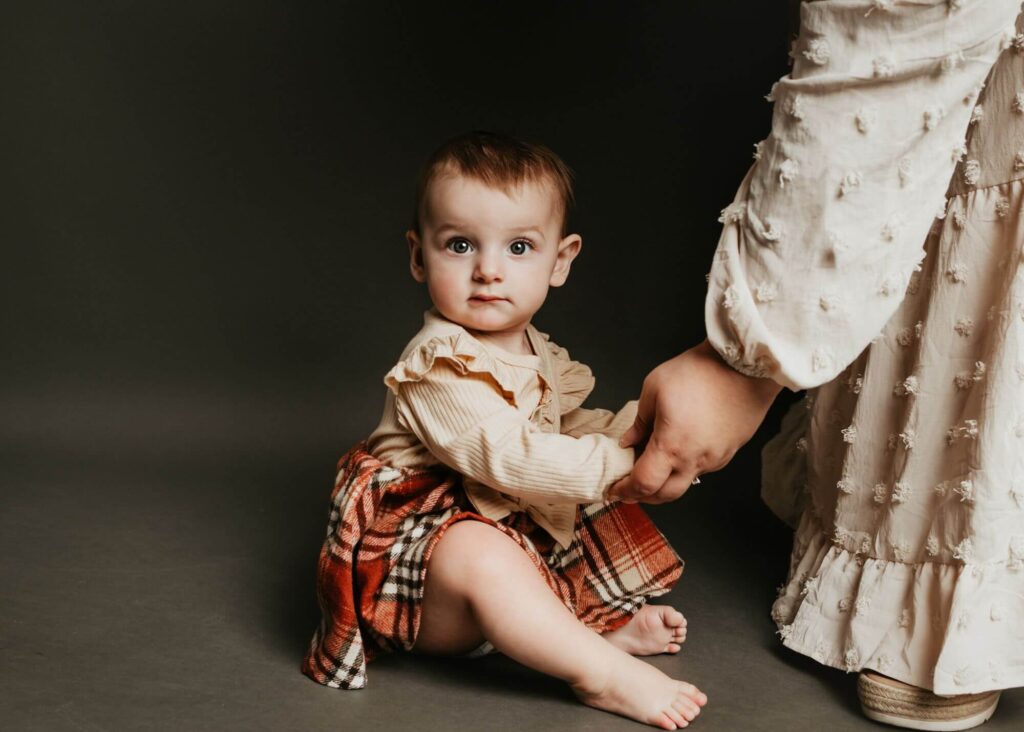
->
[699,339,783,404]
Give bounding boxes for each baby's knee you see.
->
[430,520,522,586]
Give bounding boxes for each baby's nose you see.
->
[473,254,503,282]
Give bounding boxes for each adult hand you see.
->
[609,339,783,504]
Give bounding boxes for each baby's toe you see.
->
[665,643,681,654]
[672,695,701,721]
[669,610,686,627]
[663,706,688,729]
[655,606,681,625]
[655,711,680,730]
[680,682,707,706]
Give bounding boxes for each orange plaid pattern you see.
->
[302,445,683,689]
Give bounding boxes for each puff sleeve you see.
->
[705,0,1021,390]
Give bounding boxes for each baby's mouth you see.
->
[470,295,507,303]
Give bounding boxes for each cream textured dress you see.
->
[705,1,1024,695]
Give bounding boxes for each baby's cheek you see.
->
[426,267,460,294]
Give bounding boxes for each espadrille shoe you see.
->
[858,671,1000,731]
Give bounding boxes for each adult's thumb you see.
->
[619,417,648,448]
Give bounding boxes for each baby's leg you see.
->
[414,521,707,730]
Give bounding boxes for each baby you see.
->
[303,131,707,729]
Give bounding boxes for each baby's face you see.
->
[408,173,580,338]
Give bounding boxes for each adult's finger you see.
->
[608,447,674,503]
[619,383,656,449]
[641,469,701,505]
[608,475,636,503]
[619,442,676,501]
[618,417,647,450]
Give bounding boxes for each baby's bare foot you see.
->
[604,605,688,655]
[573,654,707,730]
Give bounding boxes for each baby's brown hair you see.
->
[413,131,576,236]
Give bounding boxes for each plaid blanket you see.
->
[302,444,683,690]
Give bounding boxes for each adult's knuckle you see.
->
[637,483,658,497]
[693,450,713,473]
[651,434,683,460]
[641,370,658,389]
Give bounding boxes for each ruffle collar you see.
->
[384,310,596,415]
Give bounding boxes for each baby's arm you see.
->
[561,401,637,440]
[547,337,636,441]
[395,359,633,504]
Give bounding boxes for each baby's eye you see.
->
[508,239,533,256]
[446,238,472,254]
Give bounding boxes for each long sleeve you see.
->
[394,358,635,505]
[561,401,638,439]
[705,0,1021,390]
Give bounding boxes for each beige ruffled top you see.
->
[367,309,637,548]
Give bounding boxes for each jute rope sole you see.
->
[858,672,1000,731]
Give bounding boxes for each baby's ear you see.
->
[407,230,426,283]
[550,233,582,287]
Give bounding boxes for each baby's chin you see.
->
[437,304,532,333]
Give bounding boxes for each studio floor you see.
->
[3,392,1021,732]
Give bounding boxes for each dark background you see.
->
[2,1,795,458]
[7,3,984,731]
